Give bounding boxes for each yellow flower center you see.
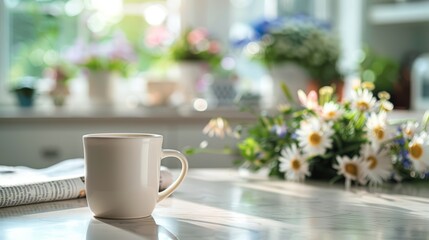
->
[378,91,391,100]
[356,101,370,111]
[345,163,358,177]
[405,129,413,137]
[308,132,322,146]
[361,82,375,90]
[366,155,378,169]
[319,86,334,95]
[327,111,336,119]
[373,126,385,140]
[291,159,301,171]
[409,143,423,160]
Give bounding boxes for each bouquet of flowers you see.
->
[168,28,222,67]
[196,82,429,187]
[66,32,136,77]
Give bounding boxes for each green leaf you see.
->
[423,111,429,131]
[281,82,295,104]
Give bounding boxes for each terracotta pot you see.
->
[146,81,177,106]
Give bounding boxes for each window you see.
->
[0,0,335,108]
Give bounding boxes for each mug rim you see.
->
[83,133,163,139]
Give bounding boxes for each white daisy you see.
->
[378,100,394,112]
[351,88,376,112]
[202,117,232,138]
[321,102,343,121]
[279,144,310,181]
[401,121,419,139]
[408,132,429,173]
[366,112,391,149]
[334,155,367,186]
[296,117,334,156]
[360,144,393,185]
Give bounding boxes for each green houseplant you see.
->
[246,17,341,86]
[240,16,342,106]
[168,28,222,68]
[359,47,399,95]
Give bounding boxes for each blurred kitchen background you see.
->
[0,0,428,169]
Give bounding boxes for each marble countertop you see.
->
[1,169,429,239]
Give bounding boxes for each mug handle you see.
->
[158,149,189,202]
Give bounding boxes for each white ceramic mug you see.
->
[83,133,188,219]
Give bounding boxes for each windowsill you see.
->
[0,105,425,124]
[0,105,257,123]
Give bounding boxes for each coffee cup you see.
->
[83,133,188,219]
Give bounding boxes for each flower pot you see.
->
[86,70,116,107]
[209,80,237,106]
[50,82,69,107]
[146,80,177,106]
[15,87,35,108]
[174,61,208,104]
[268,63,310,107]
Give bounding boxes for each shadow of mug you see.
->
[86,216,178,240]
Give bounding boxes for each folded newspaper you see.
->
[0,159,174,208]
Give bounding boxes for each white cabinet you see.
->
[0,109,252,169]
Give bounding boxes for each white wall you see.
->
[179,0,231,49]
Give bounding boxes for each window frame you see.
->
[0,1,10,105]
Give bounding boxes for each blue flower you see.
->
[252,18,284,38]
[402,157,412,169]
[395,137,405,146]
[271,124,287,138]
[231,14,331,48]
[400,149,412,169]
[291,133,298,140]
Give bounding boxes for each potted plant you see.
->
[66,32,136,106]
[359,47,399,96]
[243,15,341,106]
[13,76,37,108]
[139,26,178,106]
[167,28,223,103]
[46,62,77,107]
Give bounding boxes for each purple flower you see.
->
[107,32,136,61]
[64,31,136,66]
[271,124,287,138]
[64,39,89,64]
